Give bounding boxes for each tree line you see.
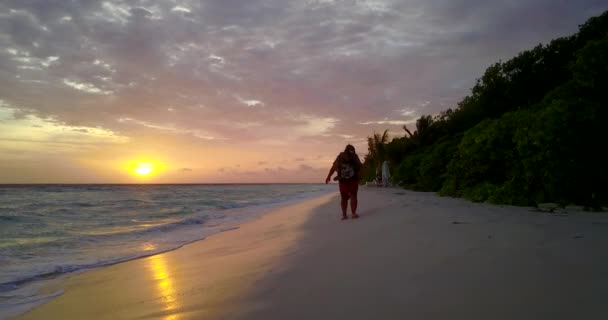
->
[363,11,608,210]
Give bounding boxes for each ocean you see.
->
[0,184,333,316]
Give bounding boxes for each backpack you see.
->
[335,152,359,181]
[339,161,355,180]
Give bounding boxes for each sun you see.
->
[125,159,166,179]
[133,163,154,176]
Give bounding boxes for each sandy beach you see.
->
[17,188,608,320]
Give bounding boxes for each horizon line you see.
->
[0,182,330,186]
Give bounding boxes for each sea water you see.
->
[0,184,333,317]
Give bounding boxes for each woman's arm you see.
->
[325,156,339,183]
[325,166,336,184]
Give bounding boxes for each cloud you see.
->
[398,109,416,117]
[236,95,265,107]
[1,0,606,182]
[171,6,191,14]
[63,79,113,95]
[360,119,416,125]
[293,115,339,136]
[2,1,601,138]
[180,168,193,172]
[0,105,129,156]
[299,164,314,171]
[117,117,219,140]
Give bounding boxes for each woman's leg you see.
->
[350,181,359,218]
[339,182,349,219]
[341,194,349,218]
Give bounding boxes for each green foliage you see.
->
[463,182,499,203]
[445,116,516,187]
[416,136,459,191]
[393,152,424,188]
[364,11,608,209]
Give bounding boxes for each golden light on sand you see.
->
[148,254,181,320]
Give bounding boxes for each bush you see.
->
[367,12,608,208]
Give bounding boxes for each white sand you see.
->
[17,189,608,320]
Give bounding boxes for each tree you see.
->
[363,10,608,208]
[363,129,390,180]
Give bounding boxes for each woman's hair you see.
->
[344,144,355,153]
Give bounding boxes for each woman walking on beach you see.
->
[325,144,363,220]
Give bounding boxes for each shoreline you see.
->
[3,187,333,320]
[14,192,339,320]
[0,183,331,187]
[14,188,608,319]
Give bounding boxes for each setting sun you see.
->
[134,163,154,176]
[125,160,165,179]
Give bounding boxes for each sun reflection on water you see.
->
[148,254,180,320]
[142,242,157,252]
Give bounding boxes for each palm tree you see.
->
[366,129,390,177]
[402,124,413,137]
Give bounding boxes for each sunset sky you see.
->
[1,0,606,183]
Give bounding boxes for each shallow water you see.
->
[0,184,333,308]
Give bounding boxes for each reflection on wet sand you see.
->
[148,254,180,320]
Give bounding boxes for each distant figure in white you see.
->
[381,160,391,187]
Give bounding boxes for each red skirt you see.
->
[339,179,359,196]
